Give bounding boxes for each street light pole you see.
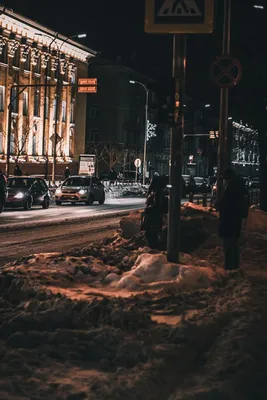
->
[129,80,149,185]
[34,33,59,179]
[35,33,87,184]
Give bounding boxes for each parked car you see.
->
[194,177,210,193]
[5,176,50,210]
[182,175,196,194]
[55,176,105,206]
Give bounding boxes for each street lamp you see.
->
[205,104,211,108]
[129,80,149,185]
[253,5,264,9]
[35,32,87,183]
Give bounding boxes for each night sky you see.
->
[5,0,267,124]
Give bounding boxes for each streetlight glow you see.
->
[205,104,211,108]
[77,33,87,39]
[129,80,136,84]
[253,5,264,9]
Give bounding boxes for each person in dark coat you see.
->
[108,168,117,186]
[64,167,71,180]
[216,169,245,271]
[14,164,22,176]
[0,169,7,213]
[143,175,168,249]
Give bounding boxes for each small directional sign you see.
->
[78,78,97,93]
[145,0,214,34]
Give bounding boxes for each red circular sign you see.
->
[211,55,242,88]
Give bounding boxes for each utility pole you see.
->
[217,0,231,200]
[143,88,149,185]
[167,34,186,263]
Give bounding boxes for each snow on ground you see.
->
[104,183,147,199]
[1,204,267,399]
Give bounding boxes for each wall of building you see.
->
[0,8,94,178]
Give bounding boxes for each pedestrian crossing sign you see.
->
[145,0,214,34]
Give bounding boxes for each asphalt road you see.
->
[0,198,145,228]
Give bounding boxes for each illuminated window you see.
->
[62,101,66,122]
[23,92,28,116]
[34,88,40,117]
[11,87,18,114]
[0,131,3,153]
[45,97,49,119]
[70,102,75,123]
[0,86,5,112]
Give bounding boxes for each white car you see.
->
[55,176,105,206]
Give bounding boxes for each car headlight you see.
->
[55,188,62,195]
[79,189,86,195]
[14,192,24,199]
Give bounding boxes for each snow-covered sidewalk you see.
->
[0,204,267,399]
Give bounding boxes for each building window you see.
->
[62,101,66,122]
[0,86,5,112]
[34,57,41,74]
[70,71,76,84]
[34,88,40,117]
[0,131,3,153]
[91,129,99,142]
[0,43,7,64]
[90,106,100,118]
[70,102,75,123]
[24,53,30,71]
[69,127,74,156]
[13,48,20,68]
[10,132,15,155]
[11,87,18,114]
[53,99,57,120]
[45,97,49,119]
[23,92,28,116]
[32,124,38,155]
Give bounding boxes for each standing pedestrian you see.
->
[64,166,71,180]
[0,169,7,213]
[14,164,22,176]
[141,175,168,249]
[216,169,249,271]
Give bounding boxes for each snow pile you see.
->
[105,184,147,199]
[120,210,143,239]
[1,204,267,398]
[245,207,267,233]
[108,253,225,292]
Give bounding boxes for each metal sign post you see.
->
[145,0,214,263]
[167,34,186,263]
[134,158,141,183]
[217,0,232,201]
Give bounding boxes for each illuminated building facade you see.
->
[0,7,95,178]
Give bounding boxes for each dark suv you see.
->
[5,177,51,210]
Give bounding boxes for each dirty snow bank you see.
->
[1,204,267,399]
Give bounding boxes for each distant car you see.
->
[194,177,210,193]
[55,175,105,206]
[182,175,196,194]
[5,176,50,210]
